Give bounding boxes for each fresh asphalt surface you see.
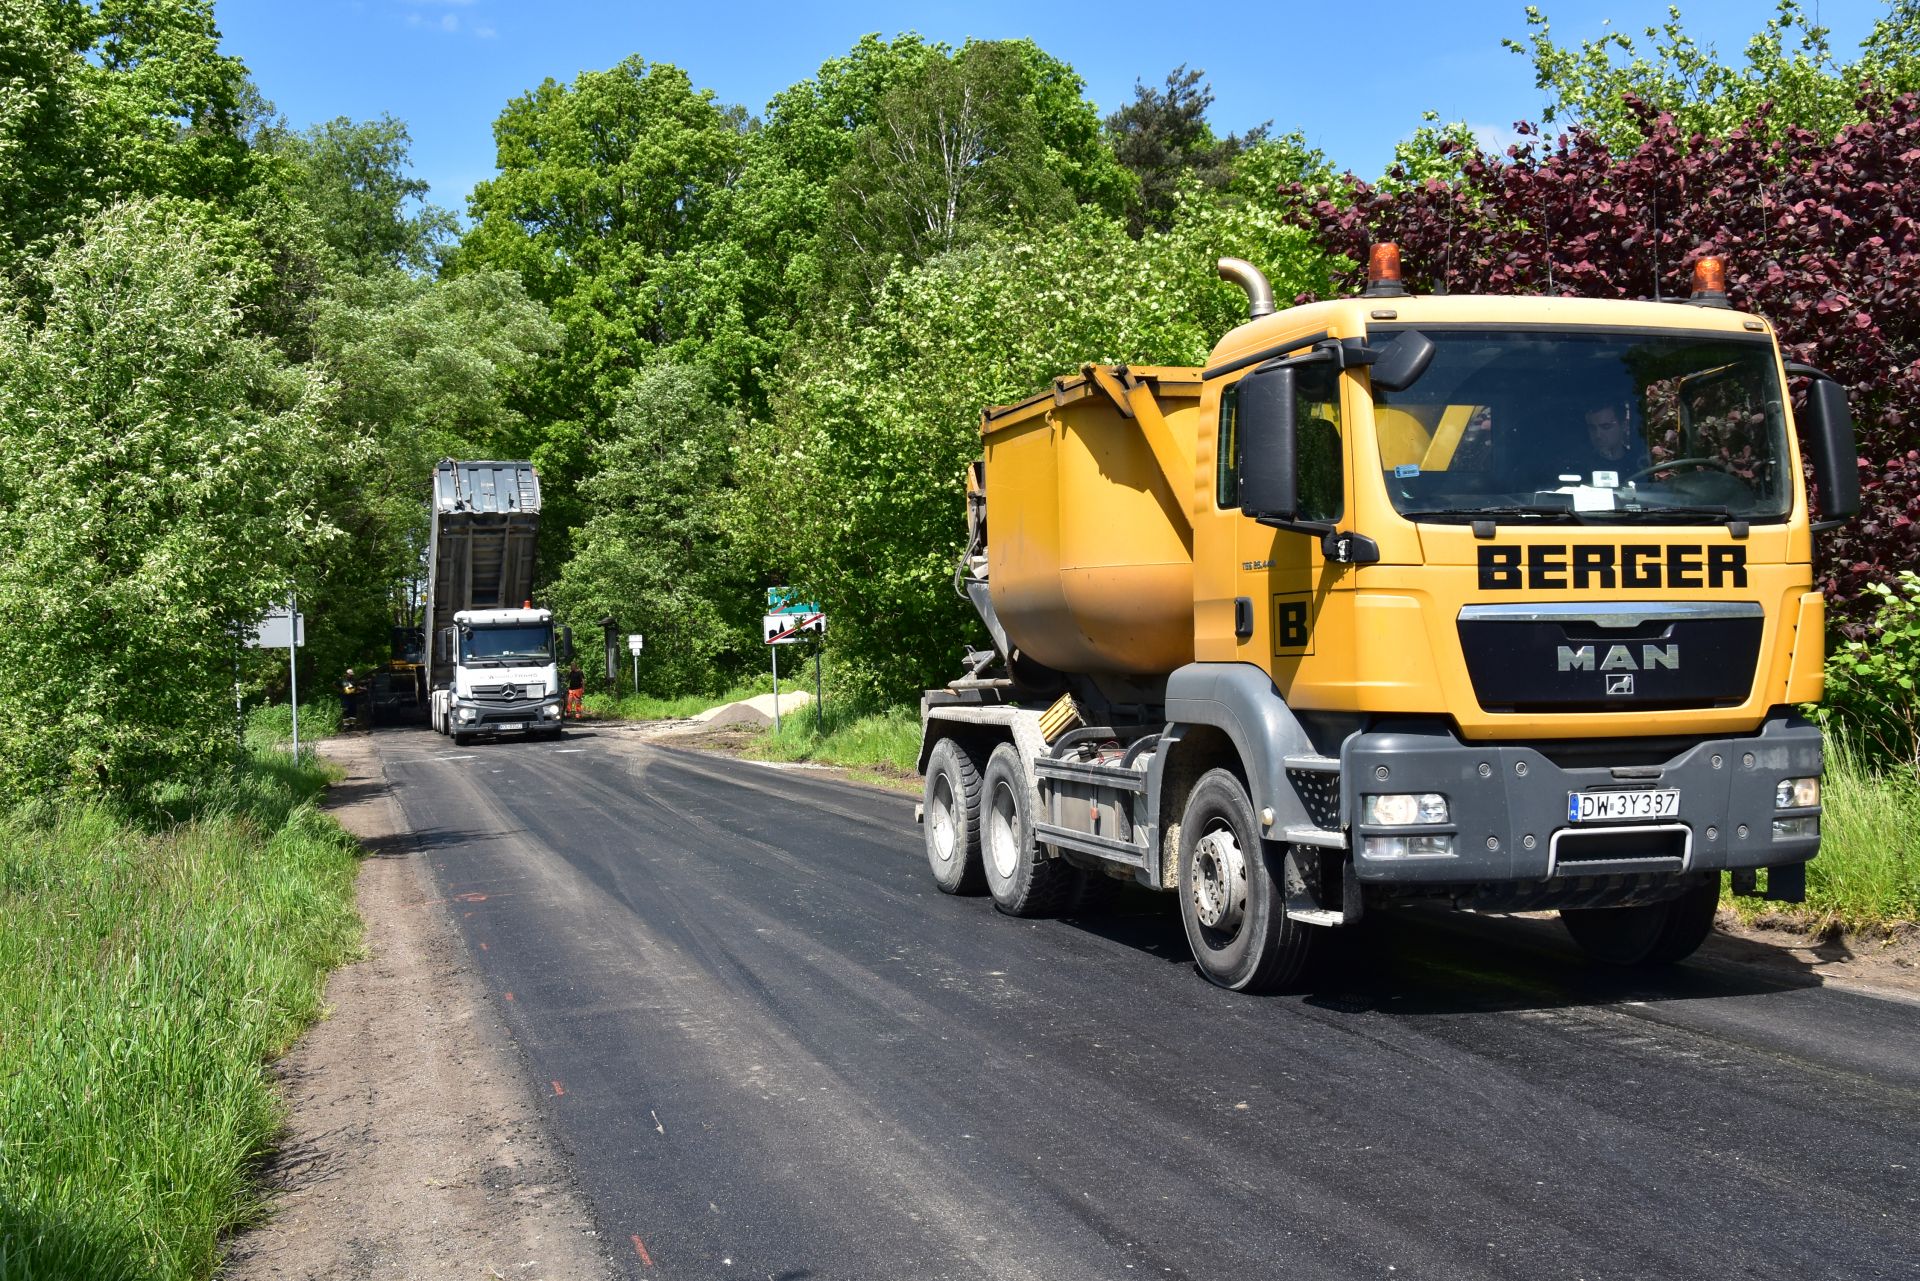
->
[373,725,1919,1280]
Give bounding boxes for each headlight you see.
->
[1361,793,1450,826]
[1775,777,1820,808]
[541,704,559,718]
[457,707,476,723]
[1773,816,1818,840]
[1362,834,1455,859]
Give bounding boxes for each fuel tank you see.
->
[980,365,1202,676]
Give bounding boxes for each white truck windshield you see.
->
[460,625,553,666]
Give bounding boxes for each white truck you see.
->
[423,459,570,745]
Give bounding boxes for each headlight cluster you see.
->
[1773,775,1819,841]
[456,707,476,723]
[1359,793,1453,859]
[1774,777,1819,808]
[1361,793,1450,826]
[540,704,559,719]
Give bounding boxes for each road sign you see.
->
[248,608,304,648]
[765,588,820,616]
[763,612,825,645]
[627,634,644,654]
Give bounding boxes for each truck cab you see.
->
[429,606,565,744]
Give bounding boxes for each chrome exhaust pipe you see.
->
[1217,257,1276,319]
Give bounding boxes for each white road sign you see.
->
[763,612,825,645]
[248,608,305,648]
[627,633,644,653]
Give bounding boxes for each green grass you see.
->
[243,699,341,753]
[746,703,921,776]
[579,680,772,722]
[1788,733,1920,929]
[0,752,363,1281]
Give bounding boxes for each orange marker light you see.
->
[1369,243,1403,285]
[1692,256,1727,295]
[1363,243,1409,297]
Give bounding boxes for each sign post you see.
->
[763,591,826,735]
[627,633,643,692]
[246,600,306,755]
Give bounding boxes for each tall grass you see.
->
[243,699,341,753]
[0,752,362,1281]
[748,703,920,775]
[1800,733,1920,928]
[579,679,772,722]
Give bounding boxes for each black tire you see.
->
[980,742,1076,917]
[1176,769,1315,993]
[1561,876,1721,966]
[923,737,986,895]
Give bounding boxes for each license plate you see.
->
[495,722,524,732]
[1568,789,1679,823]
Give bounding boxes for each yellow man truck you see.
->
[917,248,1858,991]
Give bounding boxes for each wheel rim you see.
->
[987,779,1020,880]
[929,772,957,865]
[1190,821,1248,937]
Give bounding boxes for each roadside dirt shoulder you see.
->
[222,734,616,1281]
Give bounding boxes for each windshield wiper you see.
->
[1610,503,1734,522]
[1398,505,1593,525]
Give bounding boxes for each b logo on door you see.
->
[1273,595,1314,656]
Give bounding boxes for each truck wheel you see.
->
[1176,769,1315,993]
[1561,877,1721,966]
[923,738,985,895]
[980,742,1074,917]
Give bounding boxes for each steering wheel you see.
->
[1624,457,1736,485]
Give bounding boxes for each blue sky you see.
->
[215,0,1887,216]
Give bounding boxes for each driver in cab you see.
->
[1571,400,1646,487]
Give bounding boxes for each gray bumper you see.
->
[453,695,563,731]
[1343,710,1822,891]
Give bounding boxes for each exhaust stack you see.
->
[1217,257,1276,319]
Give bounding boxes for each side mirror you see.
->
[1237,364,1299,520]
[561,626,574,663]
[1803,376,1859,526]
[435,627,453,662]
[1369,329,1435,393]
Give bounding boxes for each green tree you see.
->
[304,268,560,671]
[0,199,337,802]
[550,365,756,695]
[1105,65,1269,235]
[1507,0,1920,151]
[457,56,746,567]
[267,114,456,275]
[751,142,1331,700]
[822,41,1077,301]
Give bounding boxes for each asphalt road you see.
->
[374,725,1919,1281]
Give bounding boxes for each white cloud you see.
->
[441,12,458,30]
[475,25,496,38]
[1468,122,1527,156]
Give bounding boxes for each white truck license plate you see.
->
[1568,789,1679,823]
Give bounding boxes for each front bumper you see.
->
[451,695,563,733]
[1341,709,1821,903]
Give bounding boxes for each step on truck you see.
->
[423,459,572,745]
[917,247,1858,991]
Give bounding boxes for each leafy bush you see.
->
[0,199,338,806]
[1819,571,1920,769]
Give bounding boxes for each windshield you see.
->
[459,624,553,666]
[1371,327,1792,523]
